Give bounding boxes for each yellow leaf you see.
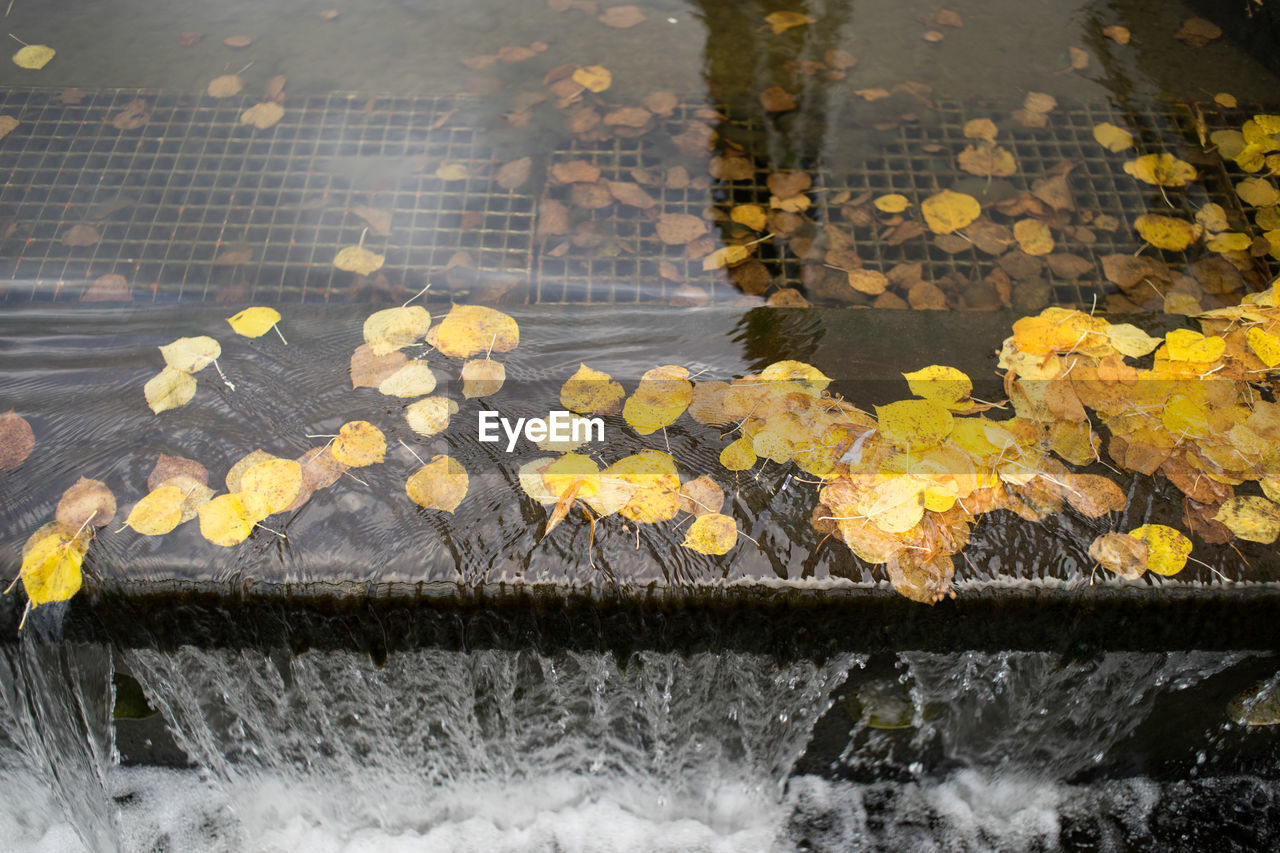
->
[435,162,469,181]
[1162,396,1211,439]
[1196,202,1229,233]
[957,144,1017,177]
[405,396,458,437]
[720,437,757,471]
[363,306,430,355]
[406,455,468,513]
[1214,497,1280,543]
[434,304,519,358]
[903,364,972,408]
[623,365,692,435]
[1206,231,1252,253]
[1013,219,1054,255]
[730,204,767,231]
[759,360,831,391]
[226,306,282,338]
[1092,122,1135,152]
[125,485,186,535]
[682,512,738,555]
[1128,524,1192,575]
[144,366,197,414]
[460,358,505,398]
[331,420,386,466]
[701,244,751,271]
[239,459,303,516]
[572,65,611,93]
[1123,153,1197,188]
[159,336,221,373]
[542,453,601,500]
[1246,327,1280,367]
[1236,177,1280,207]
[198,493,254,547]
[12,44,54,70]
[561,363,624,416]
[858,475,926,534]
[875,399,954,448]
[1134,214,1200,251]
[378,361,438,397]
[601,450,681,523]
[873,193,910,213]
[19,531,83,607]
[333,246,385,276]
[921,189,981,235]
[962,118,998,142]
[1164,328,1225,362]
[764,10,816,33]
[1106,323,1162,357]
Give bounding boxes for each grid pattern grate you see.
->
[0,88,1271,307]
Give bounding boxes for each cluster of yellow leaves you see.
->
[1206,115,1280,262]
[1000,293,1280,548]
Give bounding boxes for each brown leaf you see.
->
[1045,253,1093,279]
[56,477,117,529]
[61,224,100,247]
[767,171,811,200]
[177,31,203,46]
[264,74,287,102]
[350,343,409,389]
[1031,174,1074,211]
[1102,25,1130,45]
[550,159,601,184]
[825,49,857,70]
[568,182,614,208]
[59,88,86,104]
[710,156,754,181]
[298,446,347,491]
[907,280,948,309]
[81,273,131,302]
[350,206,393,237]
[109,99,150,130]
[603,106,651,128]
[1068,46,1089,71]
[1174,17,1221,47]
[655,213,707,245]
[0,411,34,471]
[537,198,571,237]
[642,91,678,115]
[213,245,253,265]
[148,454,210,492]
[495,157,532,191]
[760,86,797,112]
[207,74,245,98]
[936,9,963,27]
[498,44,538,63]
[598,5,645,27]
[968,219,1015,255]
[606,181,656,208]
[224,35,253,48]
[767,287,810,307]
[460,54,498,70]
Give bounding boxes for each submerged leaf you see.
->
[334,246,385,276]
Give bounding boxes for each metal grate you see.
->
[0,88,1271,306]
[0,89,534,302]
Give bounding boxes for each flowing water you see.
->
[4,0,1280,849]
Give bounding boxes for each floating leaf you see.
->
[1246,327,1280,367]
[206,74,245,98]
[921,189,981,234]
[144,366,197,414]
[678,475,724,516]
[765,10,816,33]
[875,399,954,448]
[682,512,738,555]
[460,358,505,398]
[18,531,83,608]
[1134,214,1200,251]
[1214,497,1280,544]
[1092,122,1134,152]
[406,396,458,437]
[1123,153,1196,188]
[623,364,692,435]
[1164,328,1225,362]
[198,493,254,547]
[227,306,282,338]
[602,450,681,523]
[1128,524,1192,576]
[1174,17,1221,47]
[720,437,757,471]
[240,459,303,517]
[434,304,519,358]
[55,477,116,529]
[159,336,221,373]
[378,361,438,397]
[903,365,973,409]
[572,65,612,93]
[363,306,430,356]
[406,455,469,513]
[874,194,910,213]
[331,420,386,467]
[240,101,284,130]
[561,363,625,415]
[759,86,796,112]
[0,411,35,471]
[334,246,385,276]
[1106,323,1162,357]
[125,485,186,535]
[1089,532,1147,579]
[12,44,55,70]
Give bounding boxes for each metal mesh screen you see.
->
[0,87,1271,306]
